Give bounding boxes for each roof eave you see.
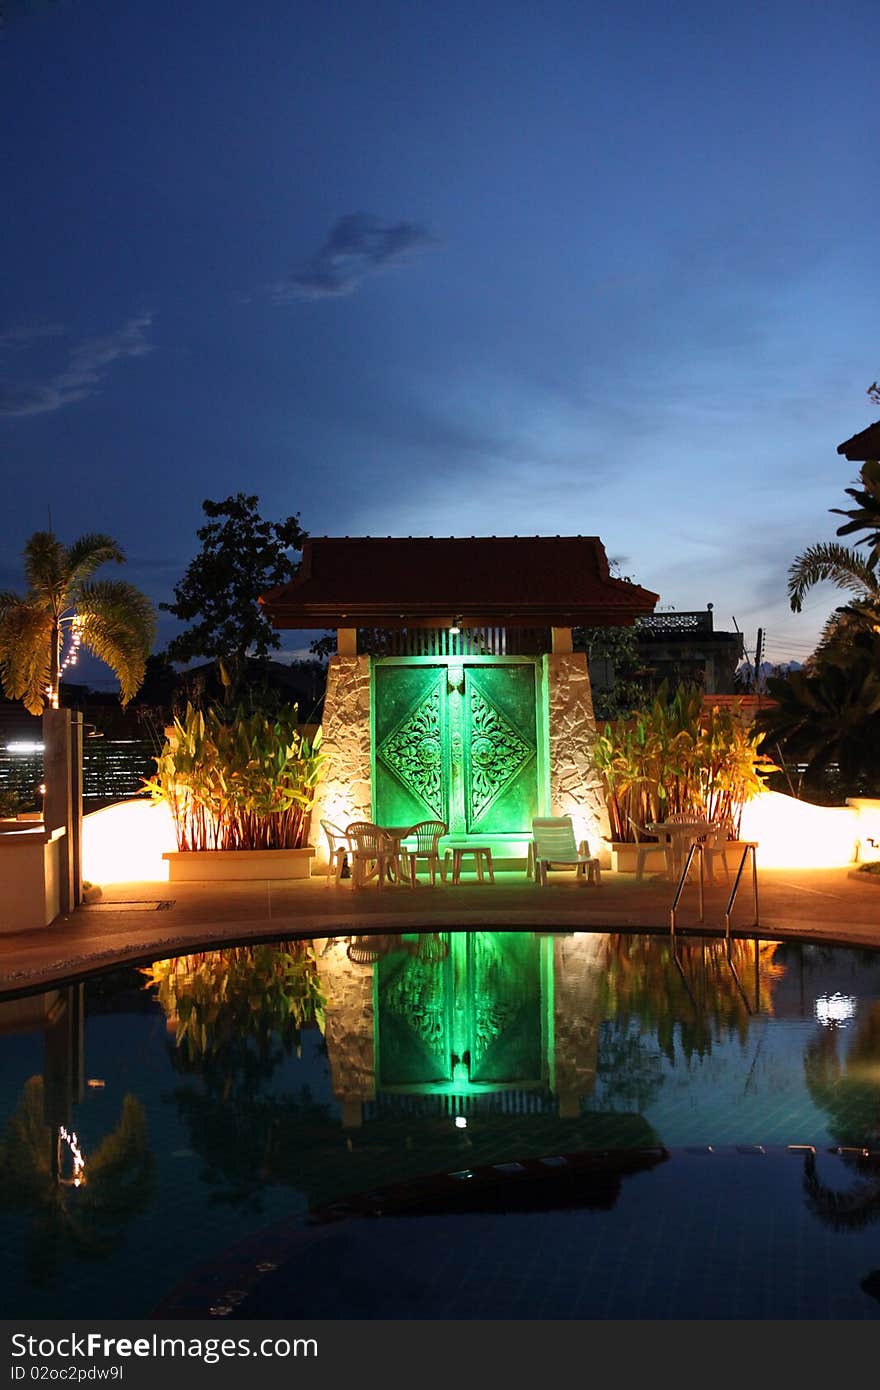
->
[262,598,659,630]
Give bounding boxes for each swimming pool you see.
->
[2,929,880,1319]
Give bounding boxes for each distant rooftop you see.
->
[260,535,659,630]
[837,420,880,461]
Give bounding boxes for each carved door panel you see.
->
[463,665,537,835]
[373,661,538,834]
[374,665,449,829]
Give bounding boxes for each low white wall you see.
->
[82,799,176,884]
[738,790,880,869]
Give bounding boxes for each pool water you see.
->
[2,930,880,1320]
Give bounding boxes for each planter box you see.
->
[162,847,315,883]
[610,842,667,874]
[610,839,756,875]
[0,825,66,931]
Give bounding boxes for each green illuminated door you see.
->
[374,661,538,834]
[463,666,537,834]
[374,665,449,829]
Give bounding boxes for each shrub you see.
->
[144,702,326,851]
[593,682,775,843]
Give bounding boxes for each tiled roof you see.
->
[260,535,659,629]
[837,420,880,461]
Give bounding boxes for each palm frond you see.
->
[0,599,54,715]
[66,533,125,586]
[787,542,880,613]
[811,600,880,665]
[22,532,67,606]
[77,580,157,704]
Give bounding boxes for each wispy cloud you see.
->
[0,313,154,418]
[270,213,437,303]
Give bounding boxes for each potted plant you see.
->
[144,703,326,881]
[593,684,775,872]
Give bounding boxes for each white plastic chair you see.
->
[321,819,351,886]
[531,816,601,886]
[701,819,734,884]
[346,821,399,890]
[398,820,447,886]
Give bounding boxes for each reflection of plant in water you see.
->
[804,1003,880,1149]
[142,942,326,1095]
[800,1003,880,1232]
[591,937,784,1108]
[598,936,784,1063]
[142,943,328,1213]
[0,1077,155,1286]
[170,1086,334,1213]
[595,1022,665,1112]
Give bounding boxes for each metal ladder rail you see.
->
[723,843,759,940]
[669,841,704,936]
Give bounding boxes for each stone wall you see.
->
[310,654,372,865]
[544,651,611,863]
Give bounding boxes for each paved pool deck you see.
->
[1,863,878,994]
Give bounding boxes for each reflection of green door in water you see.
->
[374,662,538,834]
[376,933,547,1093]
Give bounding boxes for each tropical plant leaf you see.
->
[0,598,54,714]
[787,542,880,614]
[22,532,67,609]
[75,580,157,704]
[65,533,125,587]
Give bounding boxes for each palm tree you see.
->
[0,531,155,714]
[756,632,880,794]
[787,540,880,662]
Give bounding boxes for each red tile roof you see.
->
[261,535,659,629]
[837,421,880,461]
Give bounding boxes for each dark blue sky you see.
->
[2,0,877,682]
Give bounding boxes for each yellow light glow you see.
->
[82,799,176,884]
[739,790,860,869]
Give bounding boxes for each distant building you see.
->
[634,606,745,694]
[589,604,745,701]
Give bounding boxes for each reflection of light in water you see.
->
[454,1115,467,1129]
[58,1125,86,1186]
[815,993,857,1028]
